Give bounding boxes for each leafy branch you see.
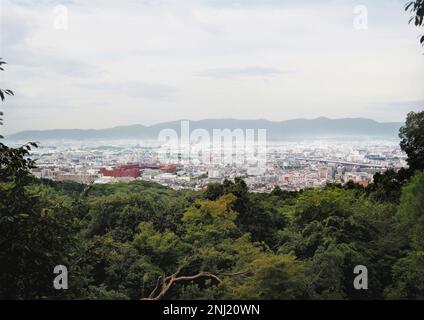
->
[405,0,424,45]
[0,59,14,101]
[0,58,15,139]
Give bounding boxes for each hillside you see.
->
[6,117,403,141]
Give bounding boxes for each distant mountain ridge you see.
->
[6,117,403,141]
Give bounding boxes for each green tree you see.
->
[385,252,424,299]
[138,194,260,300]
[133,222,189,273]
[386,172,424,299]
[225,254,310,300]
[205,178,288,247]
[278,187,403,299]
[183,193,238,246]
[367,169,408,204]
[385,172,424,299]
[0,142,82,299]
[399,111,424,173]
[397,171,424,251]
[0,59,82,299]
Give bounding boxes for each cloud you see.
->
[204,0,307,9]
[0,6,34,47]
[80,81,177,101]
[1,0,423,134]
[197,67,290,79]
[6,49,97,78]
[1,3,96,79]
[8,0,75,7]
[378,100,424,112]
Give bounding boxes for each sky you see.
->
[0,0,423,134]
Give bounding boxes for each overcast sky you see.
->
[1,0,423,134]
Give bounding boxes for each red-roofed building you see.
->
[99,162,176,178]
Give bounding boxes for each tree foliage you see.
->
[400,111,424,173]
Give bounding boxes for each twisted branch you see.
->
[142,270,249,300]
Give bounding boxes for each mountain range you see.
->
[5,117,403,141]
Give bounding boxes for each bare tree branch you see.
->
[148,274,164,299]
[142,270,249,300]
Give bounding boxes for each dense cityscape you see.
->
[25,139,407,192]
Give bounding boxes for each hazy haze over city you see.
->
[1,0,424,135]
